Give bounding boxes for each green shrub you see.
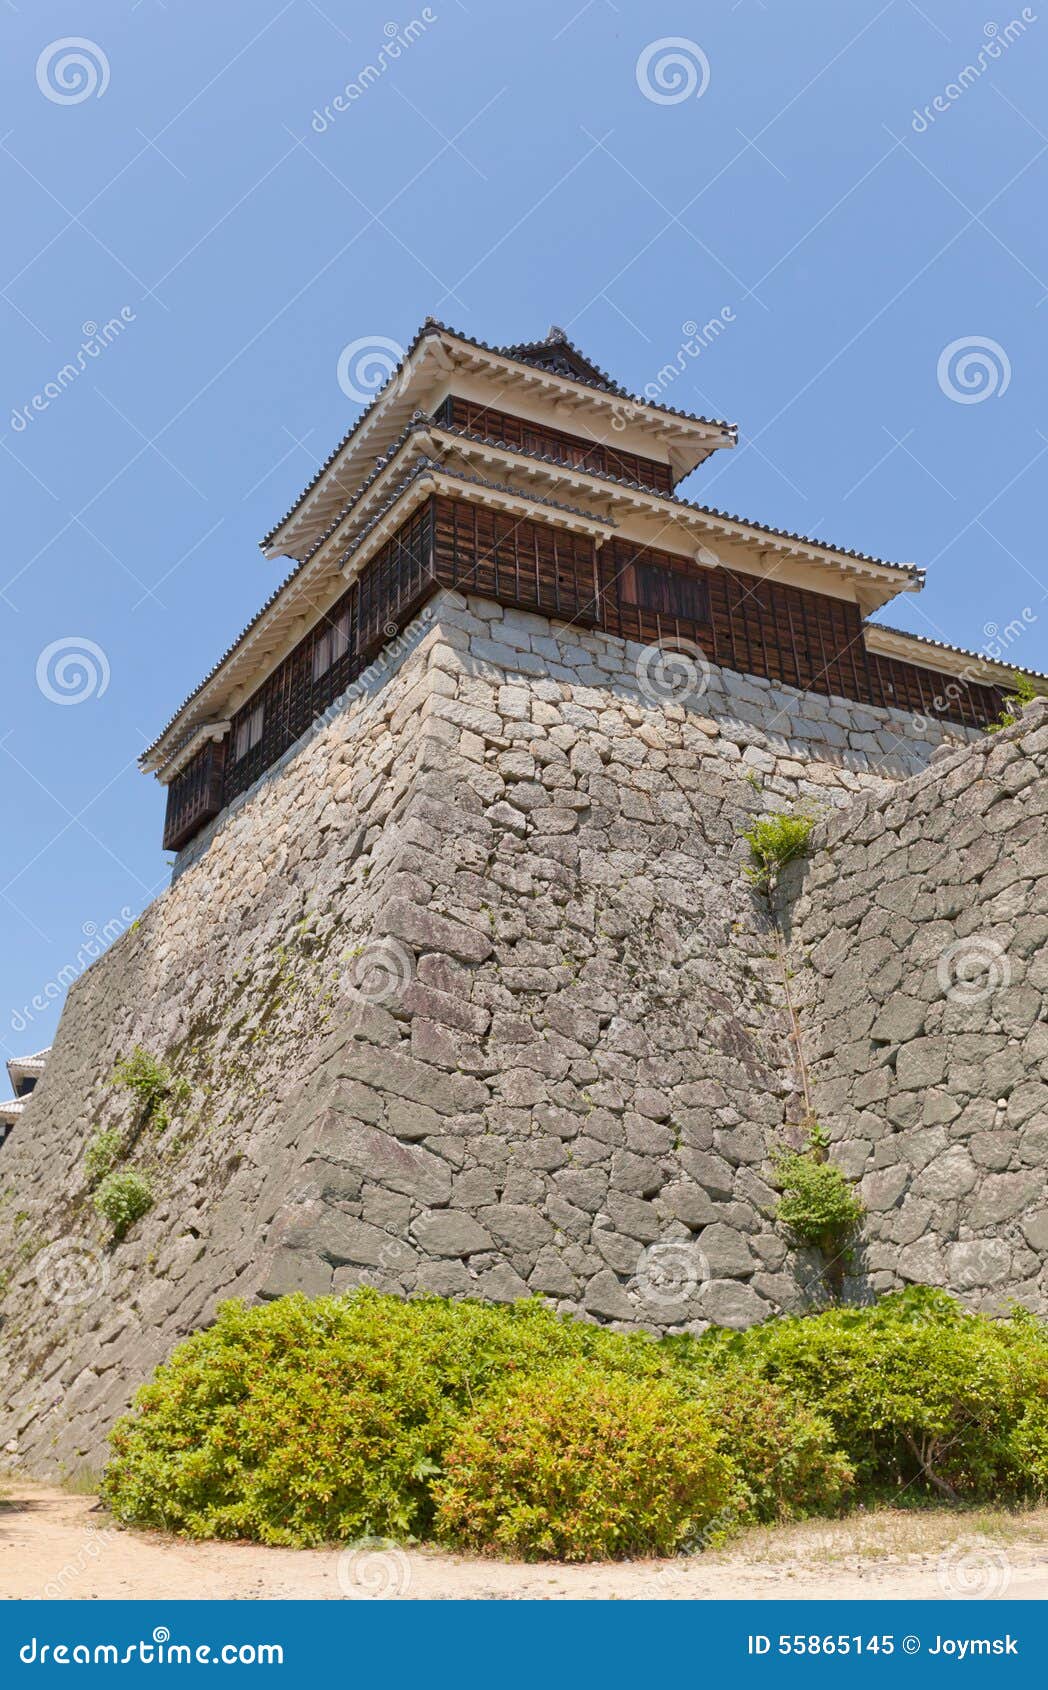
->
[84,1127,124,1187]
[743,812,814,888]
[985,670,1037,734]
[434,1364,733,1561]
[697,1370,853,1524]
[103,1287,1048,1556]
[102,1293,666,1547]
[697,1286,1048,1503]
[92,1170,154,1240]
[773,1148,865,1260]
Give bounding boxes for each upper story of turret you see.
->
[141,319,1047,855]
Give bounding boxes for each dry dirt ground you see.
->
[2,1484,1047,1601]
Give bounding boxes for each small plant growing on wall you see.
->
[773,1126,864,1294]
[742,812,815,890]
[93,1170,154,1241]
[111,1047,189,1134]
[985,670,1038,734]
[84,1127,124,1187]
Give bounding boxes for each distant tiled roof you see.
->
[6,1048,49,1089]
[259,317,738,553]
[0,1097,25,1125]
[867,622,1048,681]
[8,1048,49,1073]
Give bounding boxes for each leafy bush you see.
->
[434,1365,733,1560]
[103,1287,1048,1556]
[92,1170,154,1240]
[698,1286,1048,1503]
[986,670,1037,734]
[102,1293,666,1547]
[84,1127,124,1187]
[773,1148,865,1260]
[696,1370,853,1524]
[743,812,814,888]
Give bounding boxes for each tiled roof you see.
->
[867,622,1048,680]
[416,418,921,579]
[141,460,615,766]
[259,318,738,552]
[146,422,936,768]
[8,1048,50,1072]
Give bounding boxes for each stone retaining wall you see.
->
[790,700,1048,1313]
[0,593,1011,1476]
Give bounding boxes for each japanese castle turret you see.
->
[0,1048,50,1142]
[141,319,1045,853]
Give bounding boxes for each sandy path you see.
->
[2,1485,1047,1601]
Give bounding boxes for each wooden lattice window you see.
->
[312,607,351,680]
[234,703,264,761]
[634,561,710,623]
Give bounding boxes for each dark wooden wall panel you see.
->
[436,396,674,495]
[162,492,1006,849]
[432,495,601,627]
[162,739,226,852]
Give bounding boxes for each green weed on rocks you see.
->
[92,1170,154,1241]
[111,1047,189,1134]
[742,812,815,890]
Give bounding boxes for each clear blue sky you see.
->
[2,0,1046,1067]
